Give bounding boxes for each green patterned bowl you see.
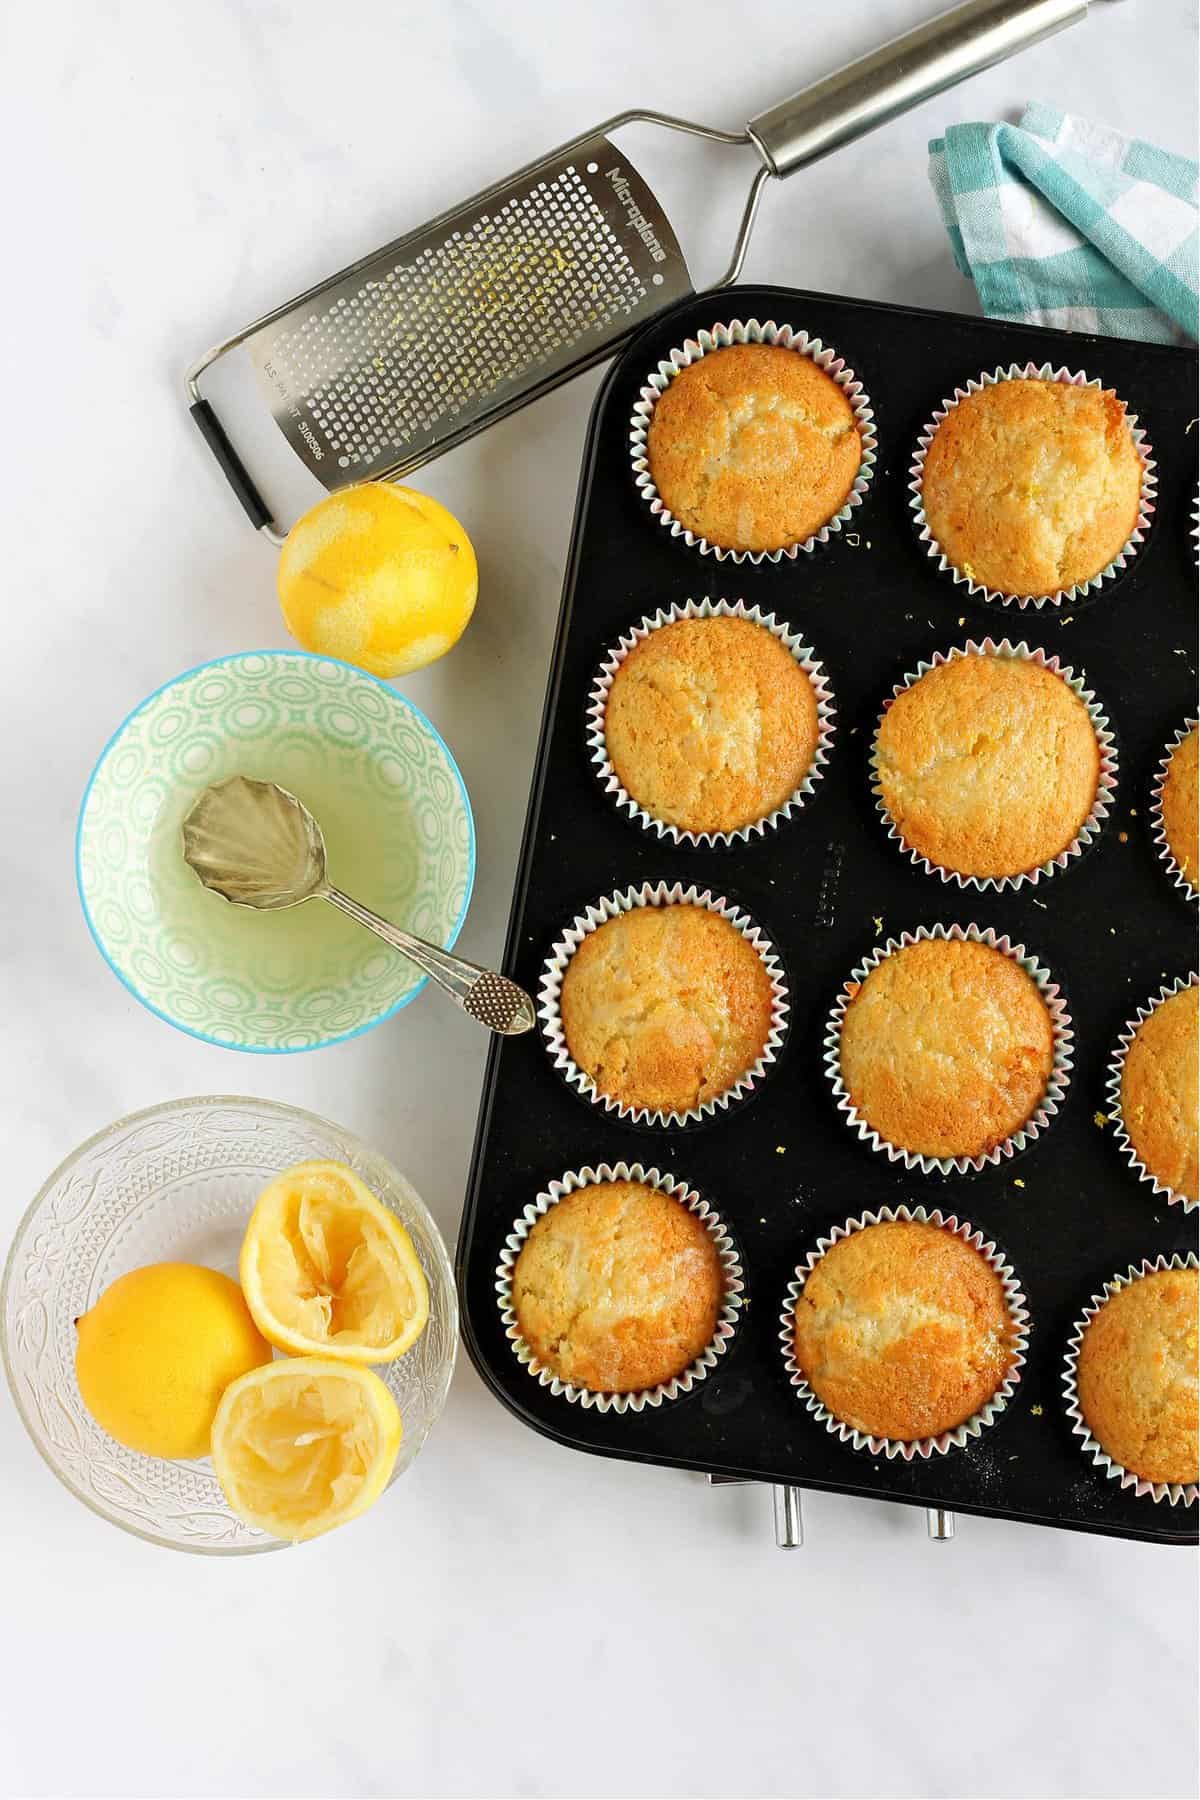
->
[77,652,475,1052]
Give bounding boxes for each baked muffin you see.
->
[512,1180,723,1393]
[1160,726,1198,889]
[839,937,1055,1161]
[921,377,1143,597]
[604,614,820,836]
[1076,1265,1199,1486]
[560,903,775,1115]
[646,343,862,554]
[792,1220,1017,1440]
[1119,984,1199,1200]
[875,652,1102,879]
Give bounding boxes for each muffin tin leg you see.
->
[773,1484,804,1549]
[707,1474,805,1547]
[927,1507,956,1541]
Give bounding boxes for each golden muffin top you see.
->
[646,343,863,554]
[512,1180,724,1394]
[1120,984,1199,1201]
[792,1220,1017,1441]
[839,937,1055,1161]
[1077,1266,1199,1487]
[921,378,1142,597]
[874,652,1101,879]
[1161,727,1198,890]
[560,903,775,1116]
[605,614,820,836]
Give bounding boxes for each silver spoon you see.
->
[181,775,536,1036]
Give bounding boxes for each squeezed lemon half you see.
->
[211,1357,402,1542]
[239,1160,429,1362]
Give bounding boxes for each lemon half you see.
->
[277,482,477,678]
[75,1263,271,1459]
[240,1160,429,1362]
[211,1357,402,1542]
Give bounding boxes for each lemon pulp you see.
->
[211,1357,402,1541]
[240,1160,429,1361]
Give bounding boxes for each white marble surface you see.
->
[1,3,1196,1796]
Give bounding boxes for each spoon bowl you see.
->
[182,776,327,908]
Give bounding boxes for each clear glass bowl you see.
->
[2,1096,457,1554]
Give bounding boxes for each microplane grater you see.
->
[248,141,688,493]
[187,0,1090,540]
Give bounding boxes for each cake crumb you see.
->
[1013,1178,1025,1188]
[775,1145,786,1156]
[872,915,884,936]
[1118,830,1129,844]
[1094,1110,1109,1128]
[1031,1405,1043,1417]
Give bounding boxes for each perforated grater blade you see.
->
[187,2,1089,539]
[245,137,689,497]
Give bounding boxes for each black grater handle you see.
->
[188,399,276,534]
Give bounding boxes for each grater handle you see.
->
[188,397,278,537]
[746,0,1087,179]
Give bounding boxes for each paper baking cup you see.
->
[1062,1251,1199,1506]
[1150,718,1198,901]
[908,362,1156,611]
[540,881,789,1128]
[496,1161,745,1414]
[587,598,836,848]
[1105,973,1199,1213]
[824,922,1073,1176]
[778,1204,1029,1461]
[629,317,877,565]
[871,637,1119,892]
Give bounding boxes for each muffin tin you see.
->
[457,284,1198,1545]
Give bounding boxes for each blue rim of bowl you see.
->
[75,650,477,1054]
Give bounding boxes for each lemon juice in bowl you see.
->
[77,650,474,1051]
[150,750,420,1001]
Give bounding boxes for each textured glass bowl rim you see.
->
[74,649,477,1054]
[1,1093,460,1556]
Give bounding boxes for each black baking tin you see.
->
[456,285,1199,1543]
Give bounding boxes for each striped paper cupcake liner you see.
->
[587,597,836,849]
[908,362,1156,611]
[871,637,1118,893]
[778,1204,1029,1461]
[1062,1252,1199,1506]
[496,1161,744,1414]
[539,881,789,1129]
[823,922,1073,1177]
[629,317,877,565]
[1104,973,1199,1213]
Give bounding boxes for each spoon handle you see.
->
[322,886,535,1034]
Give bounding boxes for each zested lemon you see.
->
[74,1263,272,1459]
[240,1161,429,1362]
[210,1357,402,1542]
[277,482,478,678]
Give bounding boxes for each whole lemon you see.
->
[75,1263,272,1460]
[277,482,478,678]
